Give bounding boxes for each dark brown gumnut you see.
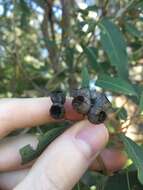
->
[49,103,65,119]
[72,95,91,114]
[88,110,107,124]
[87,93,110,124]
[90,89,97,104]
[71,88,91,99]
[94,92,111,111]
[50,90,66,104]
[97,111,107,123]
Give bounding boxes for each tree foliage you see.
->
[0,0,143,189]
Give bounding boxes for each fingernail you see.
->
[76,121,108,157]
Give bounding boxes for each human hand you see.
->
[0,98,127,190]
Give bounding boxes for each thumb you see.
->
[15,120,108,190]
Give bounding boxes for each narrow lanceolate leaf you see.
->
[99,18,128,79]
[20,126,66,164]
[65,47,74,69]
[81,67,90,88]
[139,92,143,113]
[120,134,143,185]
[125,23,142,38]
[83,47,102,71]
[96,75,137,96]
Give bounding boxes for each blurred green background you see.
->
[0,0,142,98]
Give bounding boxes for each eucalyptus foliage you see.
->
[0,0,143,189]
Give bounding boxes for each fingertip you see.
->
[14,120,109,190]
[100,149,127,172]
[91,148,128,172]
[75,122,109,158]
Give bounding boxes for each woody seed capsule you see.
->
[90,89,97,102]
[50,90,66,104]
[87,92,110,124]
[72,95,91,114]
[88,108,107,124]
[71,88,91,99]
[71,88,91,114]
[49,103,65,119]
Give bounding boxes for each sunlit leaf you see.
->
[96,75,137,96]
[99,18,128,79]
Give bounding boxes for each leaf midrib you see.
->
[99,22,123,67]
[97,79,134,95]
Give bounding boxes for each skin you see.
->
[0,97,127,190]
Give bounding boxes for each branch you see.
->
[47,0,55,41]
[60,0,77,90]
[41,0,59,73]
[60,0,75,47]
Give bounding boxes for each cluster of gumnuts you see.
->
[50,88,111,124]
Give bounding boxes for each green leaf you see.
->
[82,170,143,190]
[125,23,142,38]
[20,126,66,164]
[120,134,143,185]
[105,171,142,190]
[86,5,98,11]
[65,47,74,69]
[116,107,128,120]
[99,18,128,79]
[126,163,137,172]
[96,75,137,96]
[20,145,36,164]
[37,126,66,152]
[135,1,143,10]
[81,67,90,88]
[82,171,108,189]
[139,92,143,112]
[18,0,31,30]
[73,182,90,190]
[83,47,102,71]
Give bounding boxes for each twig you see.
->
[74,32,95,66]
[60,0,71,47]
[48,0,55,41]
[41,1,59,73]
[115,0,137,20]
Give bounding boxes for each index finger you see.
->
[0,97,83,138]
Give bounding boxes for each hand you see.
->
[0,98,127,190]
